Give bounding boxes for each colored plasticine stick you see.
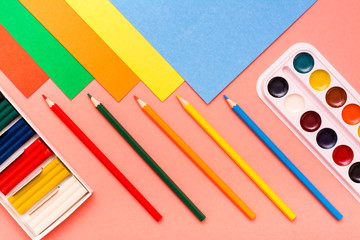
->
[176,95,296,220]
[88,94,205,221]
[0,121,29,153]
[0,99,11,112]
[0,104,13,119]
[0,127,35,164]
[9,158,60,206]
[19,0,140,101]
[0,119,27,148]
[43,95,162,221]
[9,158,71,215]
[0,110,20,132]
[0,138,43,189]
[26,176,79,225]
[135,96,255,219]
[17,168,70,215]
[0,140,53,195]
[28,176,87,235]
[3,149,53,196]
[32,182,87,235]
[0,25,49,98]
[0,118,26,144]
[223,95,343,220]
[0,100,20,132]
[0,0,93,99]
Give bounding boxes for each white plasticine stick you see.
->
[25,175,77,220]
[28,179,84,233]
[32,185,87,235]
[25,176,78,224]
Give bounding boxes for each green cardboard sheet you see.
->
[0,0,93,99]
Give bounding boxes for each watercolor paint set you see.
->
[0,89,92,240]
[257,43,360,202]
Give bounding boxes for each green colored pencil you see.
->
[87,94,206,221]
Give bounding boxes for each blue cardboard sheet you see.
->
[111,0,316,103]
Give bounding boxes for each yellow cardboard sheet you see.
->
[65,0,184,101]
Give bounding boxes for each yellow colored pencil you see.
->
[176,95,296,220]
[135,96,256,220]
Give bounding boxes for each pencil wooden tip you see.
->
[135,97,147,108]
[90,95,100,107]
[225,97,237,108]
[177,96,188,107]
[134,95,139,100]
[87,93,92,99]
[44,96,54,107]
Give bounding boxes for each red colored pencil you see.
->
[42,95,162,221]
[1,143,53,195]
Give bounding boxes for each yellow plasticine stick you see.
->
[10,162,65,210]
[17,169,71,215]
[26,176,80,225]
[8,158,60,205]
[10,163,63,209]
[177,96,296,220]
[65,0,184,101]
[9,158,70,214]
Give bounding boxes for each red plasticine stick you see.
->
[42,95,162,221]
[0,138,43,189]
[1,145,52,195]
[0,138,53,195]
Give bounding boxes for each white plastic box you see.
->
[0,87,92,240]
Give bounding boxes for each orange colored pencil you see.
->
[135,96,255,220]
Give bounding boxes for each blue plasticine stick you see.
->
[0,123,35,164]
[0,118,26,144]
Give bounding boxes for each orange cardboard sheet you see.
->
[0,24,49,98]
[19,0,140,101]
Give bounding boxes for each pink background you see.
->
[1,0,360,239]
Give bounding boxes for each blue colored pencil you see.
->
[223,95,343,221]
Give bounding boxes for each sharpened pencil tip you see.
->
[135,97,147,108]
[42,94,47,100]
[89,95,100,107]
[134,95,139,100]
[225,96,237,108]
[176,94,181,99]
[177,95,188,107]
[87,93,92,99]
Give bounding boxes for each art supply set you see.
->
[0,90,92,240]
[257,43,360,203]
[2,0,360,238]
